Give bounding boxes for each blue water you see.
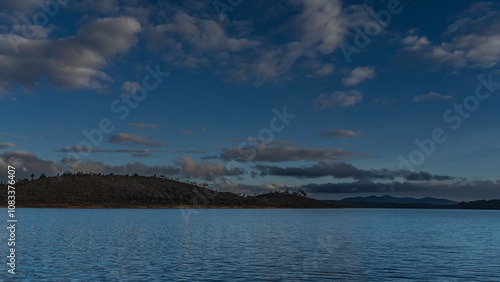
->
[2,208,500,281]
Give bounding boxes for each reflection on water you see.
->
[3,208,500,281]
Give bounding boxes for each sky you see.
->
[0,0,499,201]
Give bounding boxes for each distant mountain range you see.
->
[324,195,500,209]
[323,195,459,209]
[341,195,457,205]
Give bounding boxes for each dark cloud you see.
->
[302,180,427,194]
[217,141,365,163]
[56,146,160,154]
[2,149,499,200]
[1,0,41,14]
[319,129,363,139]
[55,146,160,157]
[215,182,295,195]
[185,150,205,154]
[130,152,154,158]
[0,142,17,149]
[61,157,180,176]
[302,179,500,201]
[256,160,454,181]
[108,133,166,147]
[174,156,244,181]
[404,171,455,181]
[129,123,158,129]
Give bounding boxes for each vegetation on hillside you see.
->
[0,172,336,208]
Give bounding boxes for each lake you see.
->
[3,208,500,281]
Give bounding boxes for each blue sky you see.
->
[1,0,500,200]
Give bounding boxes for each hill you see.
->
[324,195,458,209]
[458,199,500,209]
[342,195,457,205]
[1,173,337,209]
[325,195,500,209]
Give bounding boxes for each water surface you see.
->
[3,208,500,281]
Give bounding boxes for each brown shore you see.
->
[1,204,340,209]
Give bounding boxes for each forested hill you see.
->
[1,173,336,209]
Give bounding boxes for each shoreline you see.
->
[3,205,499,210]
[0,204,341,209]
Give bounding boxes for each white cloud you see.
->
[121,81,140,96]
[305,61,334,77]
[342,66,376,86]
[0,132,28,140]
[292,0,371,55]
[145,1,373,84]
[147,11,259,53]
[0,17,141,94]
[0,150,239,180]
[293,0,346,55]
[181,129,198,136]
[401,35,432,51]
[74,17,142,57]
[372,98,397,106]
[401,3,500,69]
[0,151,61,176]
[70,0,120,15]
[414,92,454,102]
[313,90,362,109]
